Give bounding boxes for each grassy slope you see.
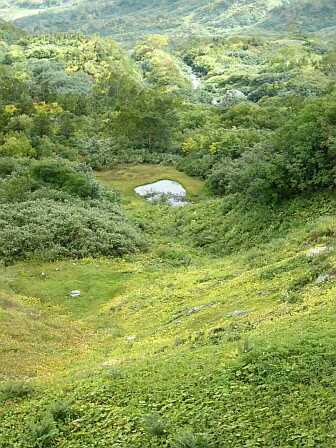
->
[0,0,72,21]
[2,165,336,446]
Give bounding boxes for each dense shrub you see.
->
[0,157,21,178]
[0,199,145,264]
[156,247,192,267]
[0,132,36,158]
[143,414,167,437]
[49,400,75,422]
[173,431,209,448]
[30,159,102,199]
[0,158,113,203]
[206,95,336,202]
[0,157,143,264]
[78,138,181,170]
[29,416,58,447]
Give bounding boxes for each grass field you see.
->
[96,164,207,203]
[2,165,336,447]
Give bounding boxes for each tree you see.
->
[0,132,36,157]
[110,88,181,150]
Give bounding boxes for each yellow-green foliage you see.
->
[2,166,336,446]
[134,35,190,90]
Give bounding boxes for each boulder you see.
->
[306,246,329,258]
[213,89,247,108]
[70,290,81,298]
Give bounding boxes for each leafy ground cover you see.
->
[1,166,336,447]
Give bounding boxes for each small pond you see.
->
[134,180,188,207]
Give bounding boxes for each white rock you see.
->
[70,290,81,298]
[315,274,330,285]
[306,246,329,258]
[127,336,136,343]
[213,90,247,108]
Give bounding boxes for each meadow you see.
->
[1,7,336,445]
[2,166,336,447]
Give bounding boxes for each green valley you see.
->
[0,1,336,447]
[2,165,336,446]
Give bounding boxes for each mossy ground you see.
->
[1,166,336,447]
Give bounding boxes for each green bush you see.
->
[30,159,102,200]
[104,367,125,380]
[0,132,36,158]
[143,414,167,437]
[29,416,58,447]
[49,400,75,422]
[309,216,336,242]
[0,199,145,264]
[156,247,192,267]
[178,151,214,179]
[78,138,181,170]
[0,158,119,204]
[0,157,20,178]
[0,381,33,401]
[173,431,209,448]
[206,95,336,203]
[0,157,141,264]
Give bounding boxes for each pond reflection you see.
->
[134,180,188,206]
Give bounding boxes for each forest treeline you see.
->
[12,0,336,42]
[0,19,335,261]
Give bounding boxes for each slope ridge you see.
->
[10,0,334,44]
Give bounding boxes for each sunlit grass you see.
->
[2,170,336,446]
[96,164,207,203]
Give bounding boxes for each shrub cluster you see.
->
[0,158,144,264]
[206,95,336,202]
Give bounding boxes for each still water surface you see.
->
[134,180,188,206]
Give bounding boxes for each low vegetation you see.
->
[2,167,336,446]
[0,4,336,446]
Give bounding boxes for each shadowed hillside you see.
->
[0,18,26,41]
[6,0,335,44]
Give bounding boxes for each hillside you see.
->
[1,6,336,447]
[5,0,335,44]
[0,18,26,41]
[262,0,336,33]
[0,0,72,21]
[3,165,336,447]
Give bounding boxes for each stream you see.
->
[190,71,201,90]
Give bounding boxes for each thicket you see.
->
[0,25,336,266]
[176,35,336,203]
[0,158,144,264]
[0,31,184,263]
